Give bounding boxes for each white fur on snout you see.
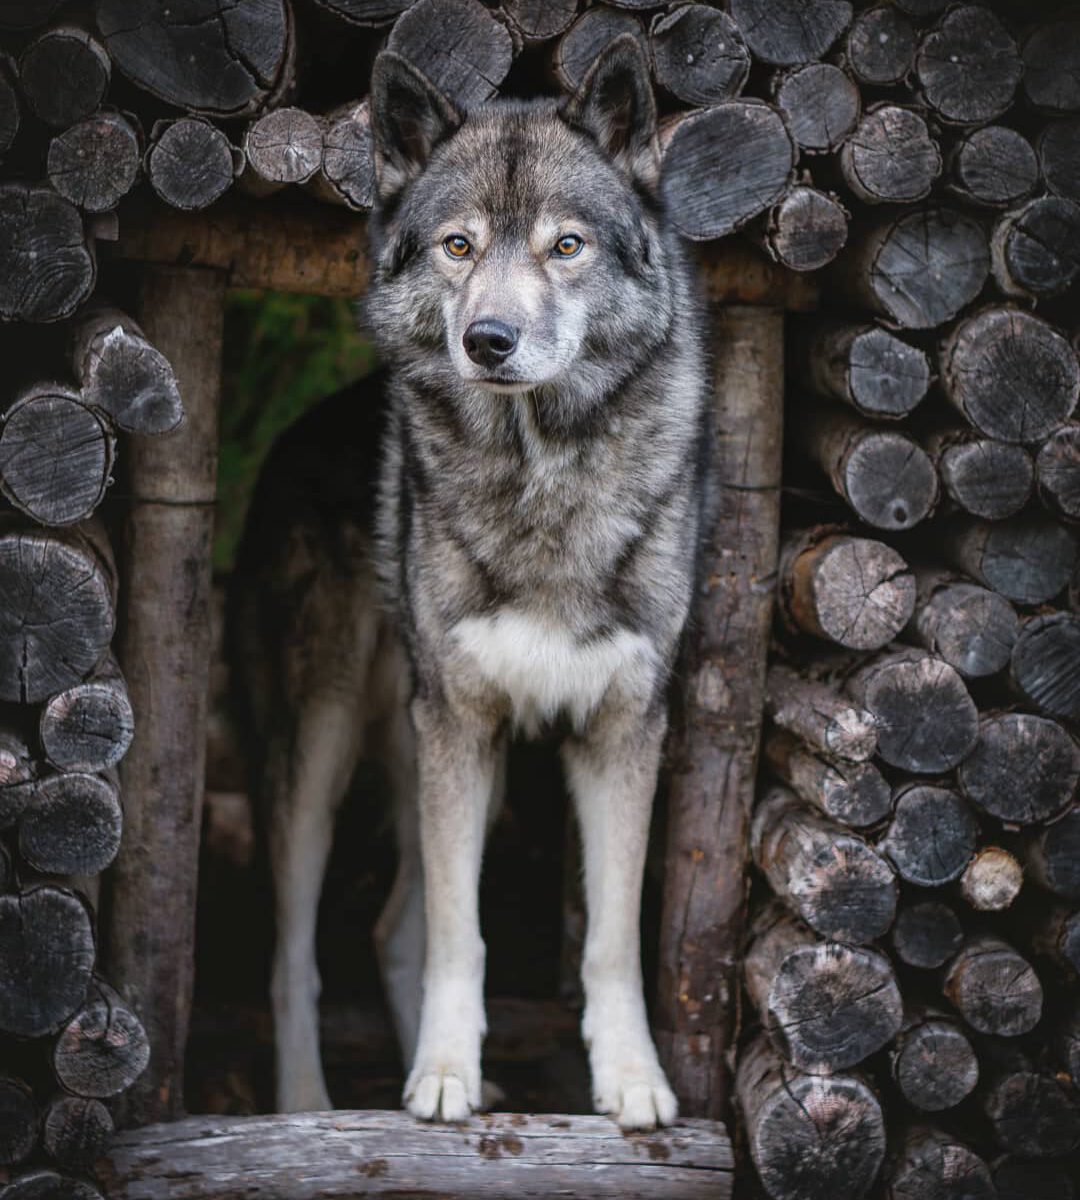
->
[450,609,656,734]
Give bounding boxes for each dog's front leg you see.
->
[403,694,497,1122]
[562,701,678,1131]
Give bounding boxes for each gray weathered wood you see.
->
[17,770,122,876]
[993,1159,1076,1200]
[960,845,1023,911]
[0,1075,36,1168]
[754,186,848,273]
[925,428,1033,520]
[552,8,646,93]
[727,0,852,67]
[800,321,930,419]
[773,64,859,154]
[1021,20,1080,114]
[504,0,578,42]
[1032,905,1080,975]
[18,25,110,128]
[309,0,412,26]
[649,6,748,106]
[1036,424,1080,521]
[839,104,941,205]
[1025,807,1080,900]
[943,934,1042,1036]
[947,125,1038,208]
[1011,612,1080,721]
[0,184,95,323]
[885,1127,994,1200]
[983,1069,1080,1158]
[147,118,239,212]
[242,107,323,196]
[891,900,963,970]
[305,100,373,211]
[878,783,978,887]
[764,728,891,828]
[991,195,1080,301]
[0,0,67,29]
[942,514,1077,605]
[890,1011,979,1112]
[52,979,151,1100]
[48,111,142,214]
[915,4,1021,125]
[41,1094,114,1169]
[40,652,135,773]
[845,5,916,86]
[1038,116,1080,203]
[0,1170,103,1200]
[764,663,877,762]
[907,568,1018,678]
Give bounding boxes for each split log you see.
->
[984,1070,1080,1158]
[1038,117,1080,203]
[772,65,860,155]
[1024,808,1080,900]
[764,663,877,761]
[991,197,1080,300]
[40,654,134,773]
[661,102,794,241]
[751,785,896,943]
[764,729,891,828]
[0,886,94,1039]
[778,529,914,650]
[503,0,578,42]
[0,0,67,29]
[804,406,938,530]
[18,26,110,129]
[914,4,1021,125]
[242,107,323,195]
[0,1172,102,1199]
[552,8,647,92]
[1032,905,1080,974]
[1021,20,1080,114]
[146,118,239,212]
[52,980,151,1099]
[736,1036,885,1200]
[649,6,749,106]
[305,100,373,211]
[942,934,1043,1036]
[845,5,916,87]
[1011,612,1080,721]
[838,104,941,205]
[960,846,1023,912]
[942,514,1077,606]
[41,1095,113,1169]
[890,1013,979,1111]
[925,429,1033,521]
[878,784,978,888]
[835,207,988,330]
[47,111,141,214]
[726,0,853,67]
[95,0,291,117]
[387,0,514,107]
[69,305,183,436]
[754,186,847,273]
[1037,424,1080,521]
[0,385,114,526]
[947,125,1038,209]
[0,56,17,157]
[907,569,1018,678]
[99,1110,733,1200]
[892,901,963,971]
[17,771,122,877]
[0,520,116,705]
[799,321,930,419]
[846,648,978,774]
[0,1076,36,1167]
[885,1127,994,1200]
[959,712,1080,826]
[0,184,95,323]
[994,1160,1077,1200]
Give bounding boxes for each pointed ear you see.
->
[562,35,659,188]
[370,51,462,201]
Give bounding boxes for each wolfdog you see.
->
[232,35,707,1130]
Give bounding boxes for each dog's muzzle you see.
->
[463,319,519,368]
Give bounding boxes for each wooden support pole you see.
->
[656,306,783,1119]
[103,266,226,1126]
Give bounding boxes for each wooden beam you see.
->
[107,194,819,309]
[96,1110,733,1200]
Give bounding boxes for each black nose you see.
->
[463,319,519,368]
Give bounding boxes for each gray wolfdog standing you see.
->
[232,35,707,1130]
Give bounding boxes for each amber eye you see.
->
[443,235,472,259]
[553,234,584,258]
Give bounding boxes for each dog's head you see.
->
[366,38,675,407]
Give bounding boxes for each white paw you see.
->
[404,1064,479,1122]
[589,1039,678,1130]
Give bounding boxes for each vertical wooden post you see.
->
[656,305,784,1119]
[104,266,226,1125]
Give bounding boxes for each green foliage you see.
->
[216,289,375,570]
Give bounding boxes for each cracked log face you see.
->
[0,185,95,323]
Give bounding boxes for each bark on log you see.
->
[0,184,95,323]
[799,321,930,419]
[1025,808,1080,900]
[764,662,877,762]
[305,100,373,211]
[0,1076,36,1168]
[878,783,978,887]
[764,728,891,828]
[40,653,134,773]
[960,712,1080,826]
[308,0,411,26]
[727,0,853,67]
[1011,612,1080,721]
[1038,117,1080,204]
[754,186,848,273]
[552,8,647,92]
[751,785,896,943]
[846,648,979,774]
[891,901,964,971]
[387,0,514,107]
[926,429,1033,521]
[146,118,239,213]
[991,197,1080,301]
[47,111,142,214]
[649,6,749,106]
[942,515,1077,605]
[95,0,291,117]
[0,885,94,1039]
[661,102,794,241]
[0,1170,102,1200]
[890,1013,979,1112]
[984,1070,1080,1158]
[942,934,1043,1036]
[838,104,941,205]
[994,1160,1077,1200]
[52,980,151,1100]
[1021,20,1080,114]
[772,64,859,154]
[1036,424,1080,521]
[744,904,903,1074]
[736,1035,885,1200]
[845,5,916,86]
[960,846,1023,912]
[778,528,914,650]
[914,4,1021,125]
[804,406,938,530]
[97,1110,734,1200]
[657,308,782,1118]
[885,1127,994,1200]
[242,107,323,195]
[947,125,1038,208]
[104,266,225,1126]
[41,1094,113,1169]
[835,207,988,329]
[907,568,1018,679]
[18,25,110,129]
